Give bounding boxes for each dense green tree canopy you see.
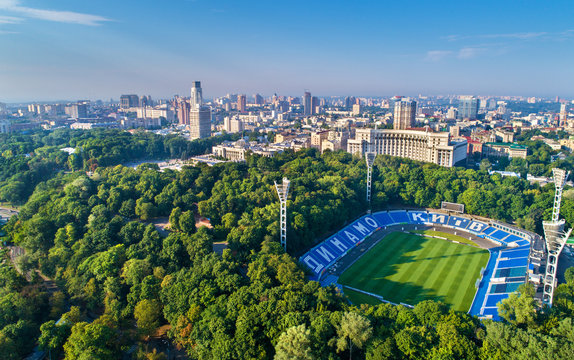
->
[1,128,574,359]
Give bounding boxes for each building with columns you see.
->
[347,128,467,167]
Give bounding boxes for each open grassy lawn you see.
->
[342,287,382,306]
[339,231,489,311]
[410,230,480,247]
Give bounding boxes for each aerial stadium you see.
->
[297,165,572,320]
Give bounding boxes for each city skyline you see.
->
[1,0,574,102]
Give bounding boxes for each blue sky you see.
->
[1,0,573,102]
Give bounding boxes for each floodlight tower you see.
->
[275,177,290,251]
[542,168,572,306]
[365,152,376,206]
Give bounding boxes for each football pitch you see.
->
[339,231,489,311]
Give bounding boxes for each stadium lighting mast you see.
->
[542,168,572,306]
[365,151,376,210]
[275,177,290,251]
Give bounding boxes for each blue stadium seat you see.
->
[489,230,511,241]
[481,307,502,320]
[481,227,497,235]
[485,293,510,307]
[500,249,530,259]
[504,234,522,243]
[389,211,410,224]
[447,216,471,229]
[427,212,449,225]
[497,257,528,269]
[408,211,428,224]
[373,212,393,226]
[515,240,530,247]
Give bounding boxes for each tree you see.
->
[497,283,539,328]
[274,324,314,360]
[134,299,162,337]
[179,210,196,235]
[136,199,157,221]
[480,159,492,172]
[337,311,373,360]
[63,317,121,360]
[169,207,182,231]
[39,320,71,359]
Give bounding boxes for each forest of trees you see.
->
[0,129,241,205]
[1,129,574,359]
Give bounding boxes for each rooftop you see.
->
[485,142,528,150]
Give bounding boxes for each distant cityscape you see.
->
[1,82,572,170]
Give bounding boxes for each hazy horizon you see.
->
[1,0,574,102]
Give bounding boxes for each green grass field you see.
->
[339,232,489,311]
[342,287,382,306]
[410,230,480,247]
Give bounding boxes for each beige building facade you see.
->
[347,128,467,167]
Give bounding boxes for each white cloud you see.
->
[481,32,546,40]
[425,50,452,61]
[0,0,110,26]
[457,47,485,59]
[0,15,22,23]
[423,47,489,61]
[444,31,565,42]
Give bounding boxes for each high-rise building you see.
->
[344,96,356,109]
[189,82,211,140]
[393,99,416,130]
[190,108,211,140]
[458,96,479,120]
[65,103,88,119]
[140,95,153,107]
[311,96,320,115]
[446,107,458,120]
[237,94,247,113]
[254,94,264,105]
[303,91,312,116]
[352,103,362,115]
[223,116,244,133]
[120,94,139,108]
[191,81,203,109]
[177,99,190,125]
[560,103,568,125]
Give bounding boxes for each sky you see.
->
[1,0,574,102]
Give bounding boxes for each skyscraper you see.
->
[189,82,211,140]
[254,94,264,105]
[458,96,479,120]
[120,94,139,108]
[311,96,320,115]
[190,81,203,109]
[177,99,190,125]
[237,94,247,113]
[393,99,416,130]
[303,91,312,116]
[560,103,568,125]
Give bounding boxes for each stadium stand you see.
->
[489,230,511,242]
[373,212,393,226]
[299,209,535,320]
[481,227,497,236]
[389,210,410,224]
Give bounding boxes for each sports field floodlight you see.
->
[542,168,571,306]
[551,168,569,222]
[275,177,290,251]
[365,152,376,205]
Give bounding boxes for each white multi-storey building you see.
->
[189,81,211,140]
[347,128,467,167]
[394,99,416,130]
